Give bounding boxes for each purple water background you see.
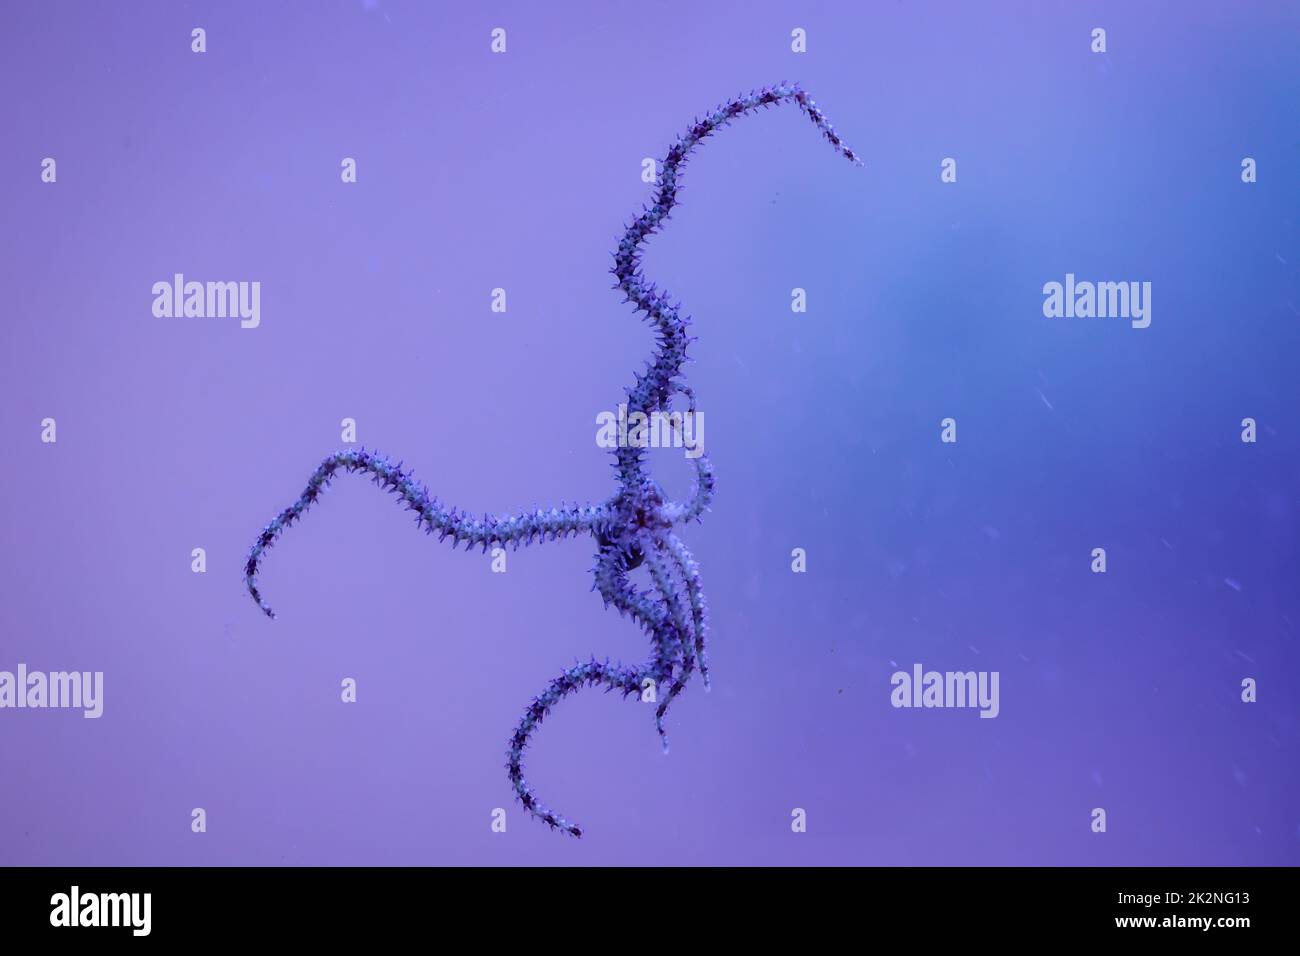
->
[2,1,1298,864]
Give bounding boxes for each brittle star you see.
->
[245,83,860,837]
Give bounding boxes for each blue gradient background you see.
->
[1,1,1297,865]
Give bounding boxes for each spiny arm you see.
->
[644,542,697,749]
[506,657,647,838]
[609,82,862,490]
[665,532,709,689]
[660,382,715,526]
[245,448,607,618]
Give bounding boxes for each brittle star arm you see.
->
[644,539,699,746]
[664,531,709,689]
[657,382,716,526]
[244,447,608,618]
[609,82,862,492]
[507,537,694,836]
[505,656,647,838]
[592,537,676,669]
